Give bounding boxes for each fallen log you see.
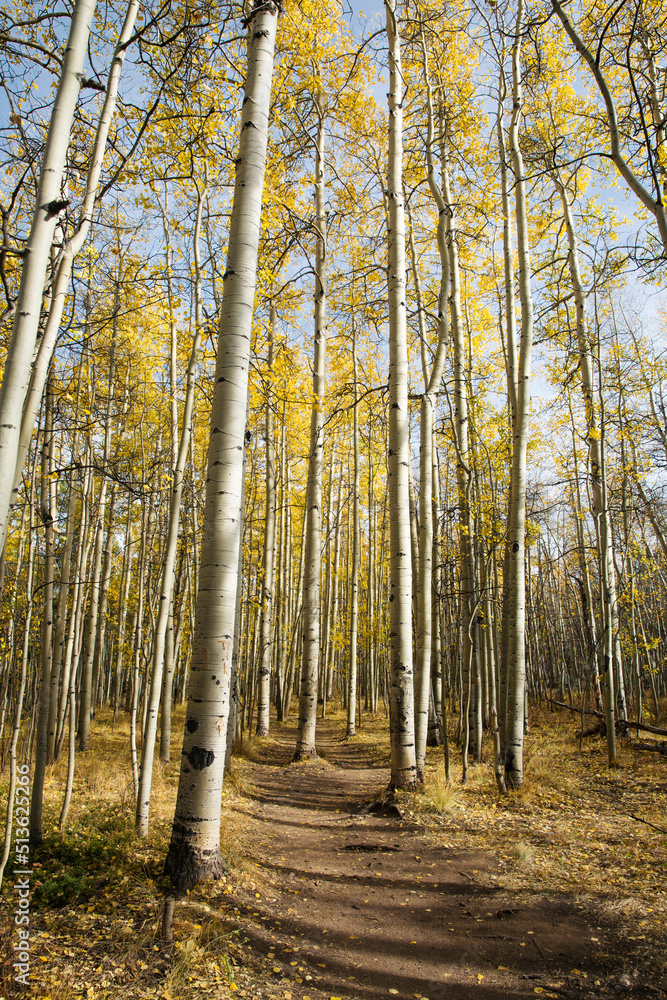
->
[575,722,605,739]
[631,739,667,756]
[549,700,667,738]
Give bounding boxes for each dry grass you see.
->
[0,703,251,1000]
[510,840,534,866]
[412,707,667,966]
[2,700,666,996]
[236,734,281,762]
[420,763,460,814]
[224,762,257,800]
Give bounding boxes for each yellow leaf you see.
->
[477,974,484,981]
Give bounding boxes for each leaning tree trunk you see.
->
[163,0,279,893]
[294,98,327,761]
[385,0,417,791]
[0,0,96,553]
[11,1,139,520]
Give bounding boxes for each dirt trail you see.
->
[223,719,660,1000]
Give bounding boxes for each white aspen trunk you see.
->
[385,0,417,791]
[497,67,518,764]
[319,456,335,715]
[11,1,140,509]
[78,480,107,751]
[0,482,34,885]
[256,303,277,736]
[554,176,618,763]
[163,1,279,892]
[113,514,134,719]
[79,311,114,749]
[91,488,116,708]
[504,0,534,789]
[440,134,478,775]
[30,383,56,844]
[136,184,207,836]
[568,408,603,710]
[47,446,79,759]
[295,101,327,761]
[0,0,97,548]
[410,37,451,775]
[429,447,443,739]
[347,323,360,737]
[55,448,93,759]
[485,556,506,793]
[325,470,343,703]
[130,495,150,798]
[367,423,377,712]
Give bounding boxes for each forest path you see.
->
[223,717,642,1000]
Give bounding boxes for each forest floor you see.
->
[1,705,666,1000]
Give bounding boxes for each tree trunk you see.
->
[136,182,207,835]
[163,1,279,892]
[10,0,140,514]
[347,323,360,737]
[30,383,56,844]
[256,303,277,736]
[503,0,534,789]
[385,0,417,791]
[553,175,618,765]
[295,100,327,761]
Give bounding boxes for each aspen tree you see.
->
[10,1,140,514]
[551,0,667,257]
[79,312,118,752]
[164,0,279,891]
[295,96,327,760]
[29,382,56,844]
[0,0,95,550]
[552,173,620,765]
[0,463,35,886]
[347,320,360,737]
[256,302,277,737]
[494,43,517,771]
[385,0,417,790]
[439,129,481,773]
[503,0,534,789]
[136,181,208,835]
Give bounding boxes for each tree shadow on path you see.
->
[222,717,662,1000]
